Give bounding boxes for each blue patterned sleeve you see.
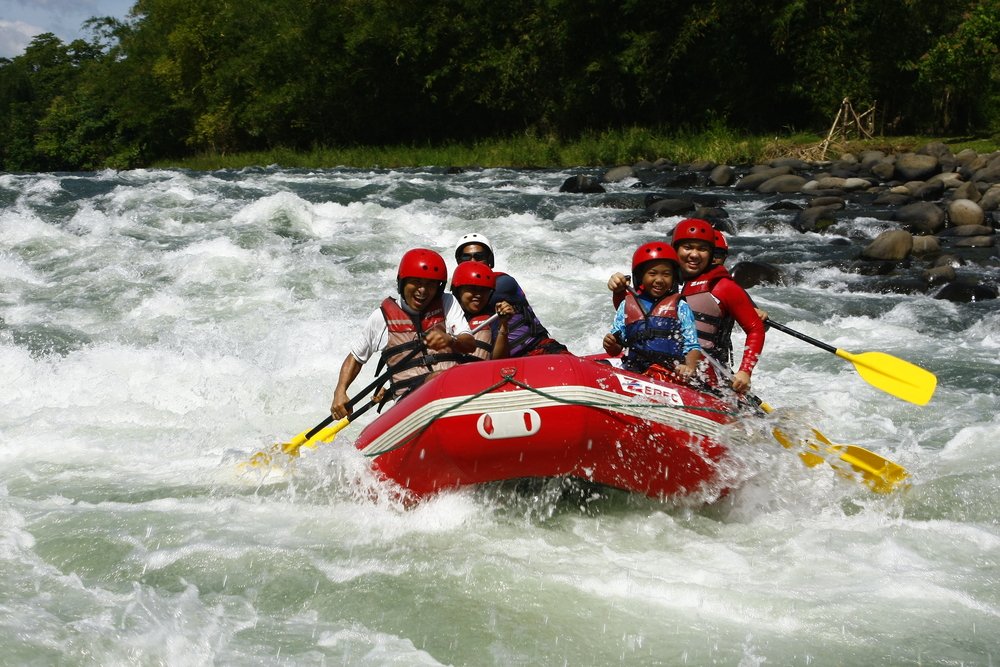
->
[677,301,700,354]
[610,301,627,338]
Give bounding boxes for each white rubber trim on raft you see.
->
[359,385,729,457]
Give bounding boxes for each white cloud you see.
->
[0,19,45,58]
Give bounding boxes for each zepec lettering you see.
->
[614,374,683,406]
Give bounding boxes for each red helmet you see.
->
[671,219,716,248]
[451,261,496,292]
[397,249,447,291]
[631,241,680,278]
[714,231,729,256]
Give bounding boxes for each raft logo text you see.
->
[615,374,683,405]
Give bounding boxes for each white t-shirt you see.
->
[349,294,472,364]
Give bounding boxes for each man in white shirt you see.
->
[331,249,475,418]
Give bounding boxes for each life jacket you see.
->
[377,296,466,401]
[680,264,735,367]
[465,312,495,361]
[492,271,552,357]
[621,292,686,373]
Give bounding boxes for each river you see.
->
[1,166,998,665]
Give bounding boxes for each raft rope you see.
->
[371,372,745,456]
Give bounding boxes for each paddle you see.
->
[248,313,500,466]
[766,320,936,406]
[699,352,908,493]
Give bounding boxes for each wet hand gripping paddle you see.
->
[247,314,499,467]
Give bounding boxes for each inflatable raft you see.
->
[353,354,749,501]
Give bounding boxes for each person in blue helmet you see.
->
[453,233,569,356]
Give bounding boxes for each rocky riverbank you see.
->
[561,141,1000,303]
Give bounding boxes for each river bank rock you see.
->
[895,154,940,181]
[560,175,605,193]
[862,230,913,260]
[601,166,637,183]
[934,282,998,302]
[730,262,784,288]
[793,206,838,232]
[564,141,999,302]
[947,199,985,226]
[893,202,945,234]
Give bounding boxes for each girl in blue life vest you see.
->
[603,242,702,384]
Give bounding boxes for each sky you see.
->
[1,0,136,58]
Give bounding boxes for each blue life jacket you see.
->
[621,292,685,373]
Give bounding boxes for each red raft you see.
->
[353,354,749,501]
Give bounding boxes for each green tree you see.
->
[919,0,1000,131]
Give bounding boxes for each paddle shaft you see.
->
[766,320,837,354]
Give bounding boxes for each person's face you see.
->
[402,277,439,311]
[457,244,491,265]
[675,240,713,278]
[456,285,492,314]
[640,261,675,298]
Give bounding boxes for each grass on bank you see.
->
[151,127,1000,171]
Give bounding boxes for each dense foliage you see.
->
[2,0,999,171]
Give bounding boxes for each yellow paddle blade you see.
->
[762,402,909,494]
[246,417,352,468]
[809,429,909,493]
[837,350,937,406]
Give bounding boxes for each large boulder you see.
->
[735,166,792,190]
[971,163,1000,184]
[810,196,846,210]
[793,206,838,232]
[934,282,998,302]
[938,224,994,237]
[758,174,809,193]
[893,202,946,234]
[559,176,606,193]
[708,164,736,186]
[895,154,940,182]
[917,141,955,161]
[601,166,637,183]
[978,187,1000,211]
[861,230,913,260]
[922,265,957,285]
[688,160,717,172]
[844,177,874,191]
[911,180,945,201]
[951,180,981,202]
[644,198,696,217]
[911,236,941,255]
[816,176,847,190]
[730,261,785,288]
[859,150,887,168]
[954,236,995,247]
[871,161,896,181]
[873,193,914,206]
[947,199,986,226]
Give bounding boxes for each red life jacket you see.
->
[466,312,495,360]
[379,296,464,400]
[680,264,735,366]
